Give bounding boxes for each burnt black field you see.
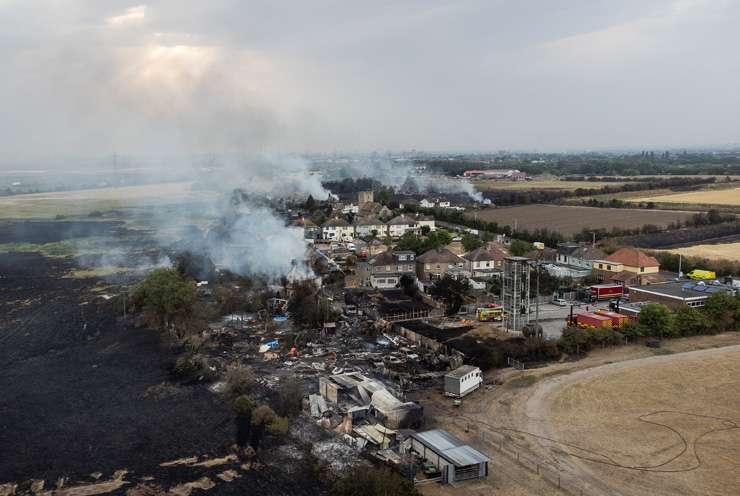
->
[0,220,128,244]
[0,248,326,494]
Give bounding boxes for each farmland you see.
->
[474,179,625,191]
[468,205,695,235]
[661,241,740,262]
[630,186,740,207]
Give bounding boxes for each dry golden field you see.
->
[661,242,740,262]
[474,179,626,191]
[630,186,740,206]
[527,346,740,496]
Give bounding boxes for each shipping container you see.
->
[575,312,612,328]
[595,310,629,327]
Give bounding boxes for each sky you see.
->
[1,0,739,162]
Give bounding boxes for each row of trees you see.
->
[558,293,740,355]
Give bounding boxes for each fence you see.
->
[452,418,593,496]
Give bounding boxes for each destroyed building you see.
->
[318,372,423,429]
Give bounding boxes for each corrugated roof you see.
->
[411,429,489,466]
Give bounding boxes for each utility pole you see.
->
[678,254,683,279]
[592,231,596,247]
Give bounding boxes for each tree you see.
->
[637,303,674,338]
[461,233,484,252]
[703,292,740,333]
[304,194,318,211]
[673,305,710,336]
[430,276,470,315]
[377,190,392,205]
[399,273,420,300]
[250,404,289,448]
[420,225,431,236]
[129,268,206,338]
[558,326,592,355]
[330,466,418,496]
[509,239,533,257]
[225,365,256,397]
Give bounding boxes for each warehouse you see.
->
[444,365,482,398]
[404,429,489,484]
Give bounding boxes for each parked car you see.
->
[552,297,567,307]
[646,338,662,348]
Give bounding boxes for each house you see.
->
[403,429,489,484]
[591,248,662,286]
[556,243,606,270]
[628,280,736,309]
[605,247,660,275]
[363,250,416,289]
[415,214,436,232]
[321,217,354,240]
[291,217,319,239]
[354,216,387,238]
[462,247,501,278]
[358,202,394,220]
[416,248,467,282]
[444,365,482,398]
[420,198,435,209]
[387,214,419,238]
[341,203,359,214]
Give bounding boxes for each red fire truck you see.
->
[586,284,624,302]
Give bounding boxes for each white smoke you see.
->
[206,200,311,280]
[332,157,483,202]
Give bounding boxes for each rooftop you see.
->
[630,280,734,300]
[606,247,659,268]
[462,247,496,262]
[445,365,479,379]
[417,248,465,264]
[411,429,489,467]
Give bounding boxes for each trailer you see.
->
[586,284,624,302]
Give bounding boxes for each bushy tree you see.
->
[224,365,256,397]
[509,239,533,256]
[704,292,740,333]
[430,276,470,315]
[637,303,674,338]
[461,233,484,252]
[674,305,710,336]
[558,326,592,355]
[130,268,206,338]
[288,281,330,327]
[330,466,418,496]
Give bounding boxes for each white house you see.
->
[444,365,483,398]
[321,218,354,240]
[420,198,435,209]
[387,214,419,238]
[353,216,388,238]
[341,203,359,214]
[416,214,436,232]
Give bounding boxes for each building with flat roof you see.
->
[404,429,489,484]
[628,280,736,309]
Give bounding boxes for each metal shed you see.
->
[406,429,489,484]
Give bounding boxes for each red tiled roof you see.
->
[605,248,659,268]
